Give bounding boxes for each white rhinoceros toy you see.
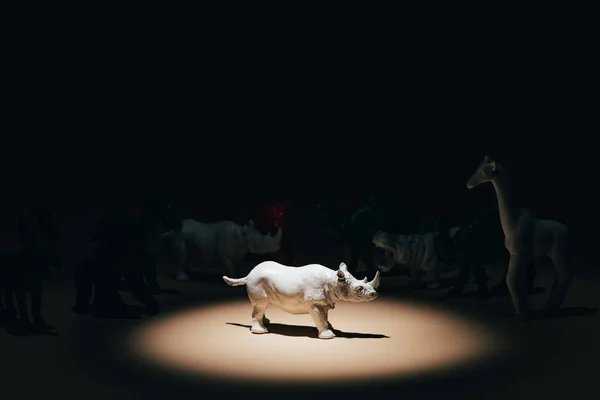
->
[223,261,380,339]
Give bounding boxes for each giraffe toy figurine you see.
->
[466,156,572,321]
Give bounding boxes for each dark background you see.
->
[2,4,599,400]
[2,3,596,251]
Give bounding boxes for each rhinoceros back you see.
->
[234,261,334,298]
[182,219,247,260]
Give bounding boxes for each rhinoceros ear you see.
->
[339,262,348,272]
[336,269,345,283]
[247,219,255,228]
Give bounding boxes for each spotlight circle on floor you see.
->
[128,298,509,385]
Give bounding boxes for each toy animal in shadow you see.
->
[73,207,162,318]
[314,196,420,279]
[245,200,294,265]
[373,209,537,298]
[466,156,572,320]
[161,219,282,281]
[0,206,61,336]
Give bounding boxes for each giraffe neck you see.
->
[491,166,518,235]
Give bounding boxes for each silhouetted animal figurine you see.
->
[372,229,453,289]
[314,196,414,279]
[0,249,27,333]
[0,205,60,335]
[223,261,380,339]
[162,219,282,281]
[74,208,160,318]
[0,288,17,326]
[373,211,538,298]
[467,156,571,320]
[135,199,181,294]
[438,213,506,298]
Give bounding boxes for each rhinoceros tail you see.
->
[223,276,248,286]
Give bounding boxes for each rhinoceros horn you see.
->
[369,271,381,289]
[273,226,282,242]
[362,277,368,283]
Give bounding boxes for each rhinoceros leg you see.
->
[425,268,442,289]
[408,265,424,289]
[251,303,269,334]
[310,306,335,339]
[174,237,190,281]
[324,308,334,330]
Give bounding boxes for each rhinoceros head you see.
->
[336,262,380,302]
[243,219,282,255]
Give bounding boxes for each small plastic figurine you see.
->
[224,261,380,339]
[466,156,571,320]
[163,219,282,281]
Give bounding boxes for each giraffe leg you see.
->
[544,237,572,315]
[506,254,531,321]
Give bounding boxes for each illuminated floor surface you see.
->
[129,298,508,385]
[0,265,598,400]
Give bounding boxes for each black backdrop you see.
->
[4,3,596,252]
